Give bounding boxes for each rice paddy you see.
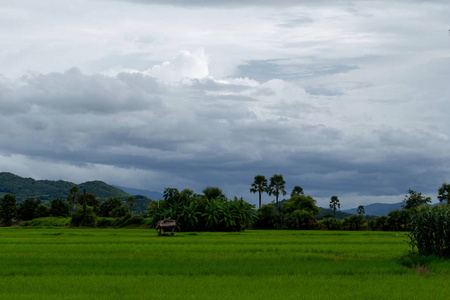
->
[0,228,449,299]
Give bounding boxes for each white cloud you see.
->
[142,49,209,82]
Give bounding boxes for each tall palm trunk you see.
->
[259,191,262,209]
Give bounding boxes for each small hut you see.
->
[155,219,179,236]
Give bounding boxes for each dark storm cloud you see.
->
[2,53,450,205]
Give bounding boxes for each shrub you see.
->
[118,215,144,228]
[408,205,450,257]
[21,217,71,227]
[96,217,116,228]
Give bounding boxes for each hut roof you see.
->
[156,219,177,228]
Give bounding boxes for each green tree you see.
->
[268,174,286,210]
[202,199,222,229]
[402,189,431,209]
[147,200,168,226]
[329,196,340,217]
[126,196,135,213]
[282,194,319,230]
[286,209,314,229]
[163,188,180,204]
[50,198,70,217]
[373,216,389,231]
[343,214,365,230]
[254,204,280,229]
[0,194,17,226]
[36,204,50,218]
[291,186,304,197]
[179,201,201,230]
[76,192,100,213]
[250,175,268,209]
[357,205,365,216]
[321,217,341,230]
[387,209,411,231]
[68,185,79,215]
[437,183,450,204]
[282,195,320,215]
[71,206,96,227]
[98,197,125,218]
[230,197,257,231]
[202,187,225,200]
[17,198,40,221]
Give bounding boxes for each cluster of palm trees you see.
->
[250,174,304,209]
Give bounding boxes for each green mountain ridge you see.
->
[0,172,130,201]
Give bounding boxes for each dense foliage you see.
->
[0,194,16,226]
[147,187,257,232]
[408,205,450,257]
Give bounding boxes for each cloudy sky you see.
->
[1,0,449,208]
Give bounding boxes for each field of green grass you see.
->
[0,228,449,299]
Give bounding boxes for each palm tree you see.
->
[68,185,79,215]
[291,186,304,197]
[202,186,225,200]
[250,175,268,209]
[268,174,287,211]
[126,196,135,214]
[357,205,365,216]
[329,196,340,217]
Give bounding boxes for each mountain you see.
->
[112,185,163,200]
[343,202,404,216]
[0,172,130,201]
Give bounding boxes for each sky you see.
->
[0,0,449,209]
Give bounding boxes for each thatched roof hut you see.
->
[155,219,179,236]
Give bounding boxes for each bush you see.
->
[21,217,71,227]
[408,205,450,257]
[96,217,116,228]
[118,215,144,228]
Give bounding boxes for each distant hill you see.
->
[0,172,130,202]
[112,185,163,200]
[343,202,404,216]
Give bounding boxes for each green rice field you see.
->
[0,228,449,299]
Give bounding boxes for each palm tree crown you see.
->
[268,174,286,210]
[250,175,268,209]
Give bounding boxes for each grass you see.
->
[0,229,449,299]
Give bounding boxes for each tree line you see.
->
[0,185,136,227]
[1,175,450,233]
[250,174,450,231]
